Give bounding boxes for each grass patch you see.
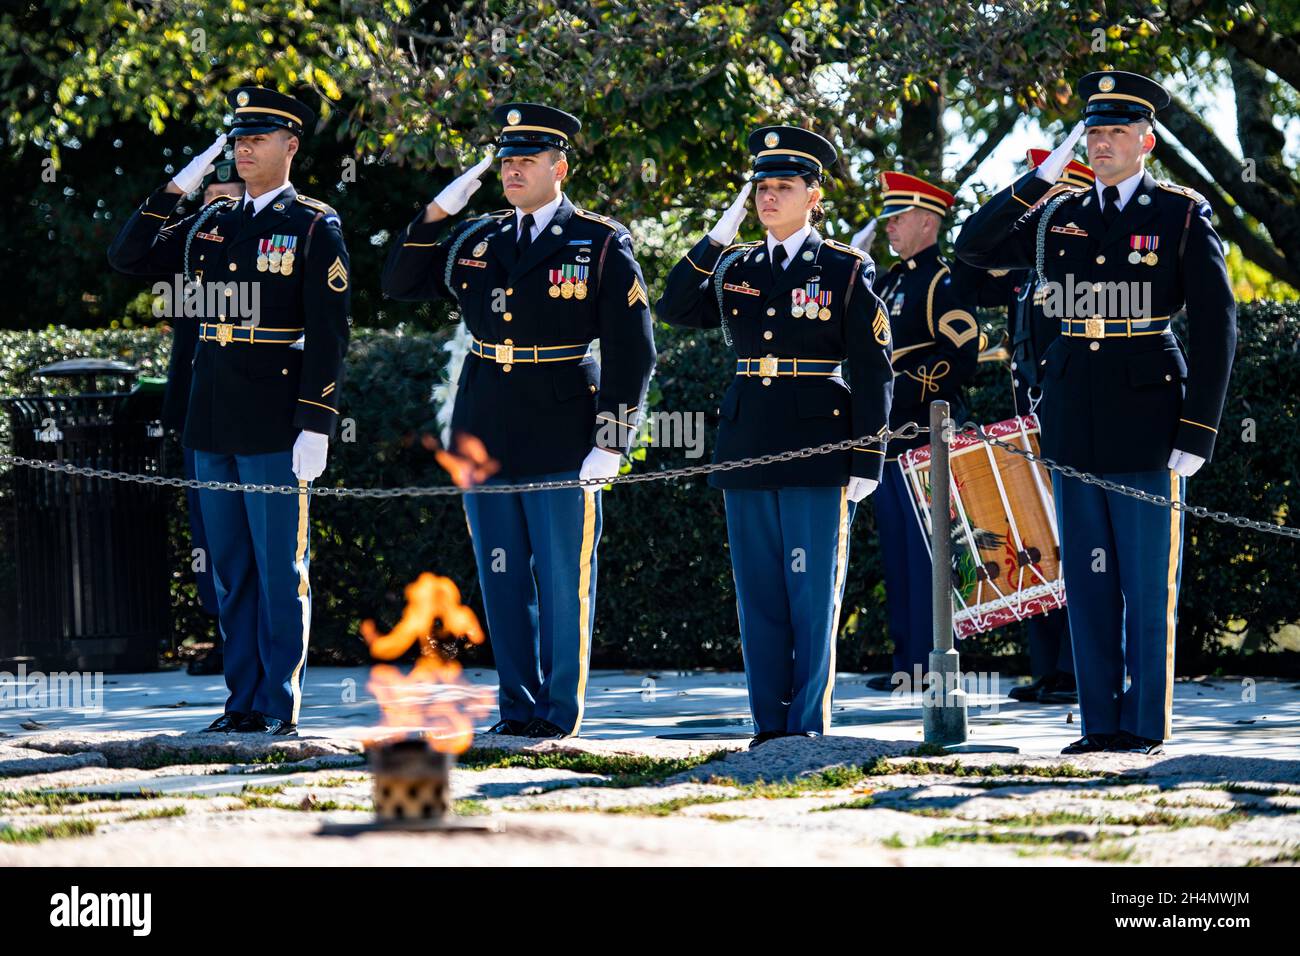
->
[241,784,287,796]
[815,795,877,812]
[701,813,744,822]
[452,799,491,817]
[0,790,97,811]
[871,758,1113,780]
[458,747,730,788]
[122,805,187,822]
[0,819,97,844]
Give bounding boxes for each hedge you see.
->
[0,301,1296,674]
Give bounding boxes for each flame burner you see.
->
[371,737,452,823]
[318,736,498,835]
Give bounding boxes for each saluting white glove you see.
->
[1168,449,1205,478]
[431,150,495,216]
[847,477,879,503]
[1034,121,1086,184]
[850,217,878,252]
[579,447,621,489]
[171,133,228,195]
[707,181,753,247]
[292,430,330,483]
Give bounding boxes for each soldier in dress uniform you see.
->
[955,71,1237,754]
[975,149,1094,706]
[177,158,245,676]
[109,87,351,736]
[655,126,893,748]
[382,103,656,740]
[864,172,980,691]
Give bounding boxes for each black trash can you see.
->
[1,359,169,672]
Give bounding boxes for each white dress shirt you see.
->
[765,223,812,269]
[515,191,564,242]
[243,181,292,215]
[1095,168,1145,211]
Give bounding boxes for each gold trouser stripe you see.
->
[821,487,850,732]
[1163,471,1180,740]
[289,482,312,725]
[571,492,598,735]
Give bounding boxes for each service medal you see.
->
[1144,252,1158,266]
[818,308,831,321]
[549,285,561,298]
[561,282,574,299]
[574,281,588,300]
[256,255,268,272]
[1129,250,1142,264]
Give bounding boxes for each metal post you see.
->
[923,401,967,746]
[922,401,1018,754]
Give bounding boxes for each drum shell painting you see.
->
[900,417,1066,637]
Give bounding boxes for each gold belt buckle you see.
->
[215,323,234,347]
[758,355,779,377]
[494,343,514,365]
[1084,317,1105,340]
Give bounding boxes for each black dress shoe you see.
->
[204,712,245,733]
[1107,731,1164,755]
[235,712,268,733]
[261,716,298,736]
[486,719,530,736]
[1038,672,1079,704]
[523,718,570,739]
[1008,675,1049,702]
[748,731,784,750]
[1061,733,1118,754]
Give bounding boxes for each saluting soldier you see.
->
[382,104,656,740]
[109,88,351,736]
[176,157,246,677]
[655,127,893,748]
[976,149,1094,706]
[954,71,1237,754]
[865,172,980,691]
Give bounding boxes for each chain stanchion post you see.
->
[922,401,968,746]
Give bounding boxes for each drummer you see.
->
[861,172,981,691]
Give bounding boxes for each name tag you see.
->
[457,258,487,268]
[723,282,760,296]
[195,232,224,243]
[1050,225,1088,237]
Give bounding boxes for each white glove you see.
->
[1168,449,1205,478]
[847,477,879,502]
[432,151,495,216]
[579,447,621,488]
[850,217,878,252]
[292,430,330,482]
[1034,121,1086,184]
[171,133,228,194]
[707,182,753,247]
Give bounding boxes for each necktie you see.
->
[771,243,788,276]
[1101,185,1120,228]
[241,200,255,226]
[517,213,535,257]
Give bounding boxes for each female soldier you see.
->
[655,127,893,748]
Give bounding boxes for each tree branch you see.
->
[951,103,1019,190]
[1153,140,1300,288]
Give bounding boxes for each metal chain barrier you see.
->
[1,417,1296,541]
[0,423,925,497]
